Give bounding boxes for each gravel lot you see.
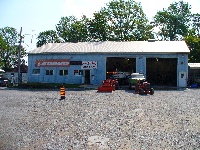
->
[0,87,200,150]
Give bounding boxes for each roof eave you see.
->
[28,51,190,55]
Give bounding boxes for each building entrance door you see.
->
[179,72,187,87]
[84,70,90,84]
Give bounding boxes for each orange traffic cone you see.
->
[60,85,65,100]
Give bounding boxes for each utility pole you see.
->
[18,27,22,85]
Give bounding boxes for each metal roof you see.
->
[188,63,200,69]
[29,41,190,54]
[0,69,5,73]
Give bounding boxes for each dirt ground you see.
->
[0,87,199,149]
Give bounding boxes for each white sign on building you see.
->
[81,61,97,69]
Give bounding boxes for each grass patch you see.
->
[18,82,81,89]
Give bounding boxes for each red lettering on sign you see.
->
[35,59,70,67]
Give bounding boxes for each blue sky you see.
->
[0,0,200,52]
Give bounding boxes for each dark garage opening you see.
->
[106,57,136,79]
[146,58,177,86]
[188,68,200,85]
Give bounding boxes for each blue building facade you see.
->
[28,53,106,85]
[28,41,190,87]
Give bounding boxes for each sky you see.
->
[0,0,200,54]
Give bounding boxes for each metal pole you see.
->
[18,27,22,85]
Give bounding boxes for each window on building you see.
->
[74,70,83,75]
[59,70,68,76]
[32,69,40,75]
[46,70,54,75]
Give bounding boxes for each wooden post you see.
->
[18,27,22,85]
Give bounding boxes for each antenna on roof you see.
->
[24,30,37,50]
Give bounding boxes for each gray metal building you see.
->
[188,63,200,85]
[28,41,190,87]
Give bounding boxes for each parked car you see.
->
[0,77,8,87]
[112,72,127,79]
[111,72,131,85]
[128,73,145,89]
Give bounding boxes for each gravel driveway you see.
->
[0,87,199,150]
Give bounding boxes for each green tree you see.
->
[56,16,90,42]
[185,30,200,62]
[36,30,61,47]
[153,1,192,41]
[88,11,110,41]
[0,27,26,71]
[0,35,8,68]
[184,14,200,63]
[191,13,200,35]
[54,0,153,42]
[102,0,153,41]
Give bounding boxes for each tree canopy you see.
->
[0,35,8,68]
[191,13,200,36]
[184,13,200,62]
[91,0,153,41]
[185,32,200,62]
[153,1,192,41]
[56,16,90,43]
[37,0,194,44]
[34,0,199,63]
[0,27,26,71]
[37,0,153,46]
[36,30,61,47]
